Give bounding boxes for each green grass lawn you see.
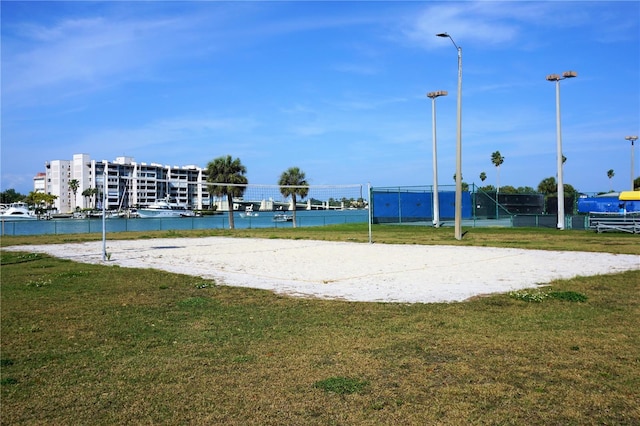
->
[1,225,639,424]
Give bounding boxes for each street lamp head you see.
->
[436,32,460,50]
[562,70,577,78]
[625,135,638,142]
[427,90,448,99]
[546,74,561,82]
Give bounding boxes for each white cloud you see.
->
[402,1,594,50]
[1,6,240,108]
[404,3,519,49]
[5,17,180,93]
[74,114,260,158]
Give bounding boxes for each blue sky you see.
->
[2,1,639,195]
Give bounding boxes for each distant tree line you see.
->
[476,150,640,195]
[477,150,580,197]
[0,189,24,204]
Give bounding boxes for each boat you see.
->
[138,197,195,218]
[239,205,259,218]
[88,210,115,219]
[273,213,293,222]
[0,202,37,221]
[51,213,73,219]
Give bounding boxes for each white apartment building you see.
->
[40,154,210,213]
[45,159,72,212]
[33,172,46,193]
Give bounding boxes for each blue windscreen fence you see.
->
[371,186,472,224]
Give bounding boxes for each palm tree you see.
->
[91,188,99,209]
[81,188,92,209]
[82,187,99,209]
[537,177,557,195]
[479,171,487,183]
[491,151,504,193]
[26,192,58,216]
[44,193,58,212]
[69,179,79,212]
[452,174,469,192]
[206,155,247,229]
[278,167,309,228]
[607,169,615,192]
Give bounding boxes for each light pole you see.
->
[102,166,107,261]
[625,136,638,190]
[427,90,447,227]
[437,32,463,240]
[546,70,577,230]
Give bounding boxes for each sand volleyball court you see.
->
[4,237,639,303]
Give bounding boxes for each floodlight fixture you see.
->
[427,90,448,99]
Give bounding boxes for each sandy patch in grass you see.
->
[4,237,639,303]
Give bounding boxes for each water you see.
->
[0,210,368,236]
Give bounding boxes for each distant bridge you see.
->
[211,198,347,212]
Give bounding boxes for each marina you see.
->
[0,209,368,236]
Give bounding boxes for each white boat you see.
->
[88,210,116,219]
[239,205,259,218]
[51,213,73,219]
[273,213,293,222]
[138,198,194,218]
[0,202,37,221]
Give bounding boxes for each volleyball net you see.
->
[198,183,367,212]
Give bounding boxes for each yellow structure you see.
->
[619,191,640,201]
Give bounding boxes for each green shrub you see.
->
[549,290,587,302]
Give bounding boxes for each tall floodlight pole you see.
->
[626,136,638,190]
[427,90,448,227]
[102,166,107,261]
[546,71,577,230]
[437,32,463,240]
